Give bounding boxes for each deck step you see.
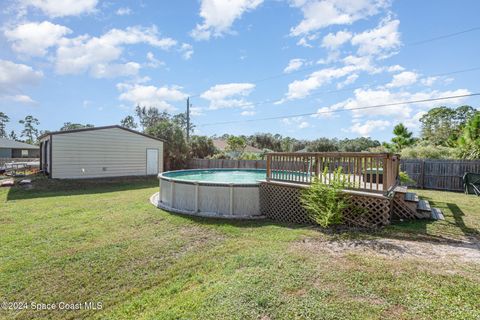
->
[415,200,432,219]
[393,185,408,194]
[417,199,432,212]
[431,208,445,220]
[404,192,419,202]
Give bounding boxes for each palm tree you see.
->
[391,123,415,151]
[457,112,480,159]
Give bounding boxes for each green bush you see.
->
[399,171,415,186]
[239,152,263,160]
[300,167,352,228]
[400,144,457,159]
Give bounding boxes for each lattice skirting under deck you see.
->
[260,182,391,228]
[391,192,417,219]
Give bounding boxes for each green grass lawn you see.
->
[1,176,479,320]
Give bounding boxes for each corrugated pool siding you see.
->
[51,127,163,179]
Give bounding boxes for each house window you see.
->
[21,150,28,157]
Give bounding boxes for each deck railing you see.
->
[266,152,400,193]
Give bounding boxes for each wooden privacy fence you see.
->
[266,152,400,193]
[188,157,480,192]
[401,159,480,191]
[189,158,267,169]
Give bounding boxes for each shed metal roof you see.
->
[38,125,166,143]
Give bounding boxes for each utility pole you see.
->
[186,97,190,142]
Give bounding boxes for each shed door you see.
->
[146,149,159,175]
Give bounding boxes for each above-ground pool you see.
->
[157,169,266,219]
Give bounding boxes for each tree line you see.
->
[1,103,478,165]
[377,105,480,160]
[0,112,95,144]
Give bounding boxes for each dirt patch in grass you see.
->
[294,237,480,263]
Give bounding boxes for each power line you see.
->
[197,92,480,127]
[189,26,480,98]
[408,26,480,46]
[192,65,480,112]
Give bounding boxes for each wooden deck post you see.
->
[382,156,388,191]
[266,154,271,181]
[315,155,320,180]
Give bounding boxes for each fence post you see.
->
[266,154,271,181]
[420,159,425,189]
[382,156,388,191]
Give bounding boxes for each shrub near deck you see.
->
[0,177,479,319]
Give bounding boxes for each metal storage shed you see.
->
[38,125,165,179]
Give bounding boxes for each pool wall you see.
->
[158,169,263,219]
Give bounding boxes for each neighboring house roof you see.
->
[38,125,166,143]
[212,139,263,153]
[0,138,39,149]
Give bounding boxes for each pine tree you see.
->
[0,112,9,138]
[19,115,40,144]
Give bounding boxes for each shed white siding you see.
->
[50,127,163,179]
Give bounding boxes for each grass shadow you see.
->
[6,174,159,201]
[447,202,479,237]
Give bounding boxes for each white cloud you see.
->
[145,52,164,68]
[403,111,426,130]
[325,88,471,121]
[290,0,389,36]
[421,76,438,87]
[55,26,177,78]
[297,37,312,47]
[284,58,304,73]
[296,33,318,47]
[351,17,401,58]
[312,101,344,118]
[298,121,310,128]
[200,82,255,109]
[190,106,204,116]
[282,59,374,100]
[116,7,131,16]
[117,83,187,112]
[2,94,36,103]
[342,55,378,72]
[4,21,71,56]
[240,110,256,116]
[282,116,310,129]
[321,30,352,50]
[4,21,184,78]
[20,0,98,18]
[386,71,418,88]
[282,17,403,102]
[0,60,42,103]
[386,64,404,72]
[191,0,263,40]
[90,62,141,78]
[180,43,194,60]
[350,119,390,136]
[336,73,358,89]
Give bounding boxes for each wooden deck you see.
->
[266,152,400,194]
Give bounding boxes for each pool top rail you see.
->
[265,152,400,193]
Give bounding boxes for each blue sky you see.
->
[1,0,479,141]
